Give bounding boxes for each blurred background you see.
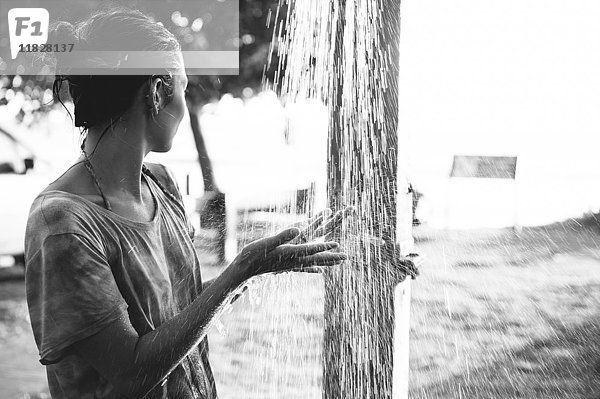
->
[1,0,600,398]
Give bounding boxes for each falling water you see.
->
[213,1,600,398]
[213,1,412,398]
[272,0,410,397]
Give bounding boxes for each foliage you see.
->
[186,0,285,104]
[0,0,286,124]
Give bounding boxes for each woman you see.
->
[24,7,347,399]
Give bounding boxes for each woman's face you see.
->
[147,54,188,153]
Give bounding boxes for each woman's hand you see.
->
[289,207,421,280]
[230,227,347,283]
[291,207,356,245]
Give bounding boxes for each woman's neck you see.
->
[82,122,149,201]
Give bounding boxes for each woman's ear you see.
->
[156,77,164,107]
[147,76,164,116]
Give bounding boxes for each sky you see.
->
[398,0,600,227]
[8,1,600,229]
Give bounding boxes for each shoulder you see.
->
[143,162,193,235]
[144,162,183,201]
[29,191,89,228]
[44,162,100,199]
[144,162,174,179]
[25,192,104,256]
[144,162,177,185]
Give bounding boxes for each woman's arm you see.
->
[72,228,346,398]
[202,278,215,291]
[73,264,242,398]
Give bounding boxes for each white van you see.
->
[0,126,51,265]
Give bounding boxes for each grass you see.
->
[408,219,600,398]
[0,282,49,398]
[206,215,600,398]
[2,215,600,398]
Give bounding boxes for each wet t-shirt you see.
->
[24,163,217,399]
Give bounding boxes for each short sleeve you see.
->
[25,233,128,365]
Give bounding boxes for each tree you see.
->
[0,0,286,262]
[182,0,284,263]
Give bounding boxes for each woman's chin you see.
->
[152,141,174,153]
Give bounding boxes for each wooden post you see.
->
[323,0,412,398]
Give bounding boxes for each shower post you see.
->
[323,0,413,398]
